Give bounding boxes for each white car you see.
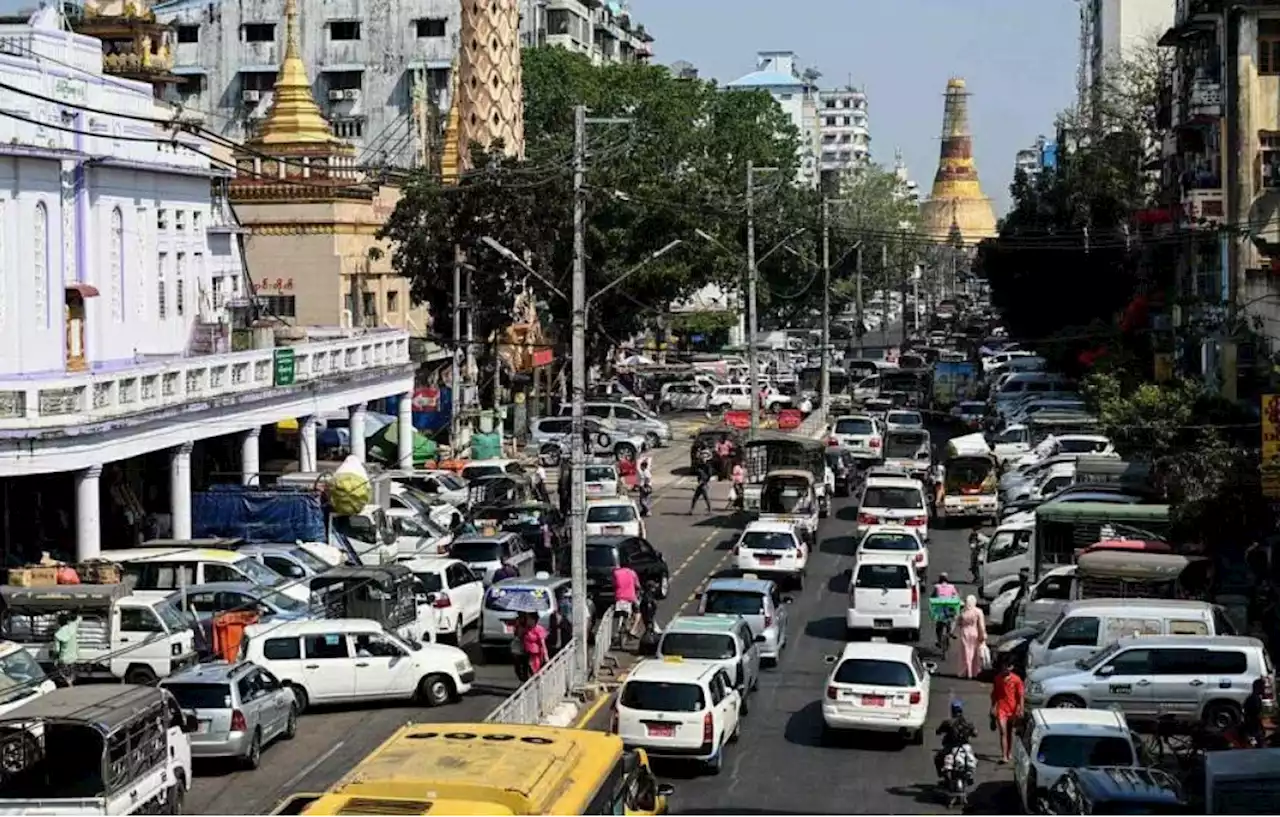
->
[855,476,930,541]
[829,414,883,461]
[733,520,808,589]
[846,554,922,641]
[855,525,928,579]
[584,462,624,498]
[399,556,485,645]
[707,384,790,412]
[389,469,469,508]
[584,497,645,538]
[613,657,742,775]
[1012,709,1140,814]
[883,410,924,431]
[822,641,931,744]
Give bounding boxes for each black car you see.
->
[1042,767,1189,815]
[824,448,858,497]
[562,535,671,608]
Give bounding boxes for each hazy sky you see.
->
[0,0,1081,213]
[640,0,1081,214]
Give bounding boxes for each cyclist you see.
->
[611,561,641,647]
[931,573,961,652]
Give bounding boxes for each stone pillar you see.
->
[241,427,261,486]
[397,392,413,469]
[349,403,367,463]
[170,443,193,541]
[75,464,102,561]
[300,416,318,472]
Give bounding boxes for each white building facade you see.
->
[727,51,819,187]
[818,87,871,174]
[1079,0,1175,104]
[155,0,653,168]
[0,11,415,561]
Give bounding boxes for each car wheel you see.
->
[794,573,805,591]
[645,432,661,449]
[658,574,670,599]
[243,730,262,770]
[288,683,309,714]
[446,617,464,646]
[418,673,454,707]
[124,665,157,685]
[706,744,724,775]
[1204,701,1243,731]
[908,629,921,642]
[615,443,637,461]
[163,773,185,815]
[908,728,923,746]
[540,445,562,467]
[283,705,298,740]
[739,694,750,717]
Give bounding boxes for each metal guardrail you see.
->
[589,604,618,682]
[799,408,829,439]
[484,638,578,725]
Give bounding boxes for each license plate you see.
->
[503,622,515,634]
[962,497,981,504]
[647,724,675,738]
[862,695,886,707]
[758,556,777,565]
[874,619,892,628]
[587,485,602,493]
[604,526,623,534]
[196,721,210,734]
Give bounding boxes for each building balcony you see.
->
[1183,186,1225,224]
[1188,78,1223,118]
[0,329,411,432]
[103,48,174,75]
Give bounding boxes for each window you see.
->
[175,253,186,317]
[1048,615,1100,649]
[157,253,168,319]
[860,533,920,552]
[243,23,275,42]
[778,93,792,101]
[1033,576,1074,602]
[860,487,923,510]
[329,21,361,40]
[855,563,910,589]
[416,17,447,37]
[353,633,405,658]
[260,295,296,317]
[109,207,123,322]
[386,289,399,313]
[263,637,301,660]
[834,659,915,687]
[824,117,836,127]
[620,681,705,712]
[157,209,168,230]
[176,25,199,44]
[1260,20,1280,74]
[1263,135,1280,190]
[119,607,164,633]
[164,683,231,710]
[1106,648,1152,675]
[703,590,765,616]
[1035,735,1134,768]
[33,202,47,327]
[135,207,148,320]
[1203,650,1249,675]
[304,633,350,659]
[192,212,202,232]
[174,210,186,231]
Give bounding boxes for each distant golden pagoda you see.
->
[920,78,997,244]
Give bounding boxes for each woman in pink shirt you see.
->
[521,612,549,675]
[612,564,641,646]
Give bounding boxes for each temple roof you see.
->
[249,0,345,151]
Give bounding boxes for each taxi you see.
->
[732,520,808,590]
[855,525,928,580]
[612,656,742,775]
[585,496,646,539]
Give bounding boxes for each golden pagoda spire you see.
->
[441,53,463,185]
[250,0,336,148]
[919,77,996,244]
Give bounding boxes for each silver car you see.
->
[449,532,534,586]
[561,401,673,448]
[530,417,647,466]
[478,575,578,650]
[697,577,791,665]
[161,661,297,768]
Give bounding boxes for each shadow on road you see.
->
[835,505,862,523]
[827,568,851,594]
[783,701,909,753]
[819,535,856,556]
[803,616,847,642]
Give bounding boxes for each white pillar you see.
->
[75,464,102,561]
[397,392,413,469]
[300,416,318,472]
[170,443,193,541]
[349,403,367,463]
[241,427,261,486]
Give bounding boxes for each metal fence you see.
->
[484,637,578,725]
[799,408,829,439]
[589,604,618,682]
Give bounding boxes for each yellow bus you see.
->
[271,722,672,816]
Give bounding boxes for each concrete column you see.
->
[241,427,261,486]
[349,403,367,463]
[75,464,102,561]
[300,416,318,473]
[397,392,413,469]
[170,443,193,541]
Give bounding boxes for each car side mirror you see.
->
[1096,665,1115,678]
[782,596,794,604]
[657,783,675,798]
[923,661,939,675]
[823,654,837,665]
[753,634,766,644]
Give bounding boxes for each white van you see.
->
[1025,599,1233,671]
[0,584,198,685]
[978,516,1034,600]
[239,618,474,711]
[101,546,308,603]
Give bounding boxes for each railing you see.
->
[590,604,618,682]
[799,408,829,439]
[484,638,578,725]
[0,329,412,429]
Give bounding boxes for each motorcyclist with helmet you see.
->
[935,700,978,796]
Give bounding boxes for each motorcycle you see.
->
[938,743,976,809]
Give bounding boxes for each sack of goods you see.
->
[330,455,373,516]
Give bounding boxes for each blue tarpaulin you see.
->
[192,485,326,544]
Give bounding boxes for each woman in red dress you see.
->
[990,659,1025,764]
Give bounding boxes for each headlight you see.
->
[455,660,471,674]
[1027,681,1043,696]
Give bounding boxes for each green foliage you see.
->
[1084,372,1200,462]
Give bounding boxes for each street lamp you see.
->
[480,237,568,302]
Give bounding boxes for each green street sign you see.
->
[273,348,296,387]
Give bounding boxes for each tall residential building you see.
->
[1014,135,1057,183]
[0,5,414,561]
[727,51,819,188]
[153,0,652,168]
[818,87,871,175]
[1078,0,1175,105]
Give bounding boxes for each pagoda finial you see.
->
[249,0,340,148]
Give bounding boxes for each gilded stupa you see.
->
[919,78,997,244]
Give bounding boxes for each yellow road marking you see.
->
[669,531,718,579]
[573,689,613,729]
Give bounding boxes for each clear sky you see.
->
[638,0,1081,215]
[0,0,1081,213]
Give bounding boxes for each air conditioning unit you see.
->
[241,90,261,103]
[329,88,361,101]
[343,89,361,101]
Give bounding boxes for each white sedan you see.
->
[734,520,808,589]
[855,525,929,579]
[822,641,932,744]
[584,497,645,538]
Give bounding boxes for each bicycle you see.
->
[929,597,963,659]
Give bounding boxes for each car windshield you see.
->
[862,533,919,552]
[856,563,910,589]
[164,682,233,710]
[1036,735,1134,768]
[988,529,1030,562]
[585,546,619,568]
[464,465,504,480]
[260,590,309,614]
[861,487,923,510]
[835,418,874,435]
[486,586,554,612]
[1076,640,1124,667]
[762,480,811,514]
[887,412,922,426]
[621,681,705,713]
[235,558,288,588]
[288,548,331,573]
[704,590,765,616]
[449,541,503,563]
[661,632,737,661]
[413,572,444,593]
[584,466,617,483]
[587,505,636,523]
[395,487,436,518]
[834,659,914,687]
[434,473,466,491]
[0,650,47,704]
[740,531,796,550]
[1059,439,1107,454]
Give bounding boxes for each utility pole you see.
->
[854,242,864,356]
[820,198,831,412]
[745,161,760,439]
[900,230,909,347]
[570,103,589,684]
[451,244,463,453]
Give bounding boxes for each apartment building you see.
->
[727,51,820,188]
[1079,0,1176,104]
[818,87,871,175]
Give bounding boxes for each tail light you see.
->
[906,516,927,527]
[910,586,918,608]
[732,546,739,556]
[869,438,881,449]
[702,712,714,743]
[826,685,838,701]
[764,613,773,629]
[433,594,452,609]
[436,543,449,554]
[827,437,839,446]
[914,552,924,563]
[230,709,247,732]
[858,513,878,525]
[909,691,922,705]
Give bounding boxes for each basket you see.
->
[77,562,122,584]
[9,566,58,587]
[929,597,964,619]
